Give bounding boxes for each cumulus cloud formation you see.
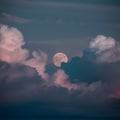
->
[89,35,116,53]
[0,24,48,80]
[89,35,120,63]
[0,24,29,63]
[0,24,84,90]
[0,24,80,90]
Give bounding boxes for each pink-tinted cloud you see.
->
[0,24,84,90]
[24,51,48,80]
[1,24,120,101]
[0,24,48,80]
[0,24,102,91]
[0,24,29,63]
[53,69,102,92]
[53,69,80,91]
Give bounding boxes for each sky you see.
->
[0,0,120,119]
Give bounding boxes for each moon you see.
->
[53,52,68,67]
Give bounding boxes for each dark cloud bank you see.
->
[0,25,120,119]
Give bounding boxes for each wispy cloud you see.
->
[0,13,31,24]
[23,0,120,11]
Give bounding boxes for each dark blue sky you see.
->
[0,0,120,59]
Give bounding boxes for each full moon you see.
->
[53,52,68,67]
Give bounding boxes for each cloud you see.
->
[61,55,120,100]
[61,56,99,84]
[0,24,47,80]
[60,35,120,100]
[89,35,120,63]
[0,24,29,63]
[0,24,83,90]
[0,13,31,24]
[0,24,80,90]
[89,35,116,53]
[53,69,79,91]
[54,69,102,93]
[24,51,48,80]
[0,25,120,118]
[45,59,102,92]
[0,61,43,104]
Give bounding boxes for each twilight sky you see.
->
[0,0,120,119]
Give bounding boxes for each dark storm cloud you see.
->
[61,56,100,84]
[61,55,120,95]
[45,63,58,75]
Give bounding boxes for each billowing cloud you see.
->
[0,61,36,84]
[0,24,83,90]
[89,35,116,53]
[89,35,120,63]
[0,24,29,63]
[24,51,48,80]
[0,24,48,80]
[60,35,120,100]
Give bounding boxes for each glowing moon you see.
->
[53,52,68,67]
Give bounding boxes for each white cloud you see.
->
[0,24,109,93]
[89,35,116,53]
[89,35,120,63]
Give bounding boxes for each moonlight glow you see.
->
[53,52,68,67]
